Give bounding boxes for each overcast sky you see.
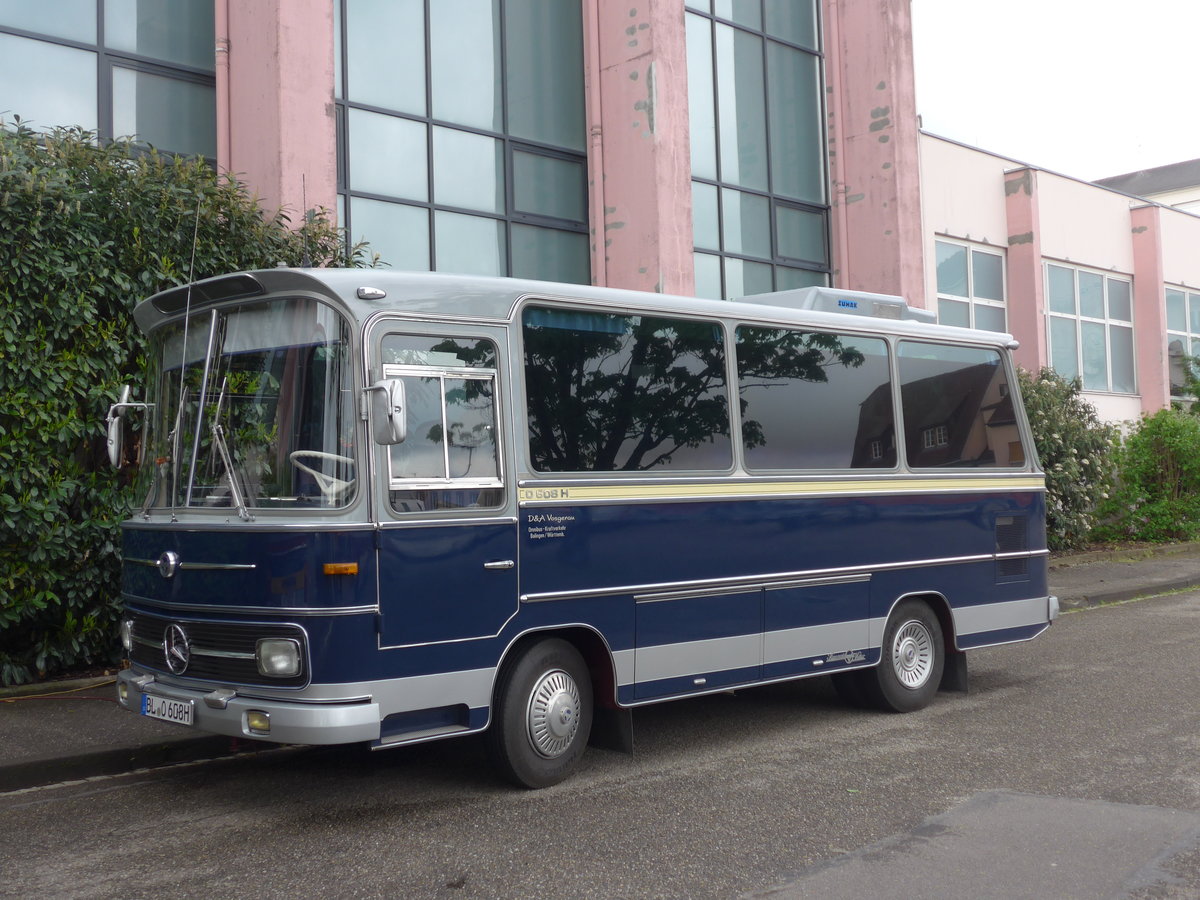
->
[910,0,1200,181]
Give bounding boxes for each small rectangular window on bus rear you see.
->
[522,306,732,472]
[898,341,1026,468]
[735,327,895,469]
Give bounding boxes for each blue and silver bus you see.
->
[109,269,1056,787]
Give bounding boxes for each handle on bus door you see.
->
[483,560,515,570]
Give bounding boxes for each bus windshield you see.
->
[141,296,356,512]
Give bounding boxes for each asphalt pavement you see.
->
[2,542,1199,795]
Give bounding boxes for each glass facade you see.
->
[686,0,829,299]
[335,0,589,283]
[0,0,215,157]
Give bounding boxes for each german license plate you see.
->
[141,694,194,727]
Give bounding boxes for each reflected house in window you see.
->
[854,357,1024,468]
[850,383,896,468]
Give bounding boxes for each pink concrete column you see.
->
[1003,167,1047,373]
[223,0,337,222]
[1130,204,1168,412]
[584,1,694,293]
[823,0,925,305]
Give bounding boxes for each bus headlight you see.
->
[120,618,133,653]
[256,638,301,677]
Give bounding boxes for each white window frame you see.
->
[1166,285,1200,399]
[1044,261,1136,394]
[934,238,1007,332]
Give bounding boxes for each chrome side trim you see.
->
[122,519,377,532]
[522,551,1046,604]
[124,595,378,617]
[126,557,257,571]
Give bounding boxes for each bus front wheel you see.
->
[487,638,593,789]
[866,599,944,713]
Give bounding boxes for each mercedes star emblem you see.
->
[163,623,191,674]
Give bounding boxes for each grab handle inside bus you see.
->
[367,378,407,445]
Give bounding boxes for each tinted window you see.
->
[736,327,894,469]
[523,307,732,472]
[898,342,1025,468]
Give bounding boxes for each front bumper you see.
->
[116,669,381,745]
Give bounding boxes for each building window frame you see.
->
[333,0,589,282]
[1045,261,1136,394]
[0,3,216,159]
[934,238,1007,333]
[686,1,830,299]
[1166,285,1200,398]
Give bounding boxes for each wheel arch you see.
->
[880,590,957,655]
[491,625,620,715]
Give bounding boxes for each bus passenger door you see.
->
[369,324,518,647]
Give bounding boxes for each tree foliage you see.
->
[0,122,366,684]
[1016,368,1117,550]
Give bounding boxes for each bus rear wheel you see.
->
[487,638,593,789]
[865,599,944,713]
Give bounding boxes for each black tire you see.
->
[863,599,944,713]
[486,638,593,789]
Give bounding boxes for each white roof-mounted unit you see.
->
[732,286,936,324]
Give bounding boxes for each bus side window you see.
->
[897,341,1026,468]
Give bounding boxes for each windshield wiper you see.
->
[211,377,253,522]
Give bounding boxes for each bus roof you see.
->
[135,268,1018,348]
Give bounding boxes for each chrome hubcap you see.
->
[891,620,934,688]
[526,668,581,759]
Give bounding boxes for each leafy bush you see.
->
[1017,368,1117,550]
[0,122,366,684]
[1092,408,1200,542]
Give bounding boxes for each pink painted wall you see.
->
[1130,204,1168,413]
[824,0,925,306]
[1002,166,1048,373]
[584,1,694,294]
[220,0,337,221]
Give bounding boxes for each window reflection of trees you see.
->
[736,328,891,469]
[523,310,732,472]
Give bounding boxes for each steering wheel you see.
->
[289,451,356,501]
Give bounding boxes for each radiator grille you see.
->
[129,611,309,688]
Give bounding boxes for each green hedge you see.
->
[1092,408,1200,542]
[0,123,365,685]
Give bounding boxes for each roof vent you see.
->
[732,286,936,324]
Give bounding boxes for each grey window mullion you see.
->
[96,1,111,142]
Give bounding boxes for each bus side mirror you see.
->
[369,378,407,445]
[106,385,132,468]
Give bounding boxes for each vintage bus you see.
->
[109,269,1056,788]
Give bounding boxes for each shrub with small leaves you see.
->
[0,122,369,685]
[1092,408,1200,543]
[1017,368,1117,550]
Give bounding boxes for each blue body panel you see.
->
[122,487,1048,693]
